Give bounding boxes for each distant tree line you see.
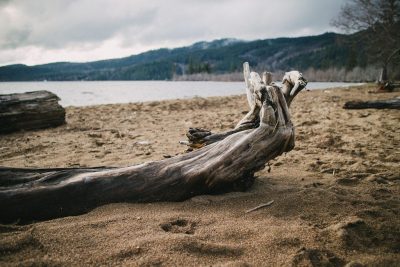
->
[0,32,398,82]
[187,58,211,74]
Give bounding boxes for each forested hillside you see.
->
[0,32,387,81]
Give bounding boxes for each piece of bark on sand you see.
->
[0,62,307,223]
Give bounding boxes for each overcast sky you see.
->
[0,0,348,66]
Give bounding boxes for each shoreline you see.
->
[0,81,366,108]
[0,85,399,266]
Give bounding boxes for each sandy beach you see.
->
[0,85,399,266]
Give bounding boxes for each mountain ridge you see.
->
[0,32,370,81]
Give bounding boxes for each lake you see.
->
[0,81,363,107]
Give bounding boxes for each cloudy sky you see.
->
[0,0,348,66]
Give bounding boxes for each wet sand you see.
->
[0,85,399,266]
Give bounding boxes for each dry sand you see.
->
[0,85,399,266]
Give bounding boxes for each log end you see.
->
[0,90,66,134]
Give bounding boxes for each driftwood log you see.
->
[0,90,65,134]
[344,97,400,109]
[0,63,306,223]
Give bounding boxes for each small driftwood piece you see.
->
[245,200,274,213]
[343,97,400,109]
[0,90,65,134]
[0,63,305,223]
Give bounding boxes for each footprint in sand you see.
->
[174,239,243,257]
[324,217,375,249]
[0,228,43,255]
[335,177,360,186]
[370,188,393,200]
[160,219,196,235]
[292,248,344,267]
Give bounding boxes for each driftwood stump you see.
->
[0,63,307,223]
[181,64,307,148]
[0,90,65,134]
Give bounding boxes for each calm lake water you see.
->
[0,81,363,107]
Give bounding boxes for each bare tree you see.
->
[332,0,400,86]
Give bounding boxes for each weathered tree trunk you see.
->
[0,90,65,134]
[344,98,400,109]
[378,65,388,84]
[0,63,304,223]
[378,48,400,90]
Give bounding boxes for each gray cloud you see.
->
[0,0,349,65]
[0,0,157,48]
